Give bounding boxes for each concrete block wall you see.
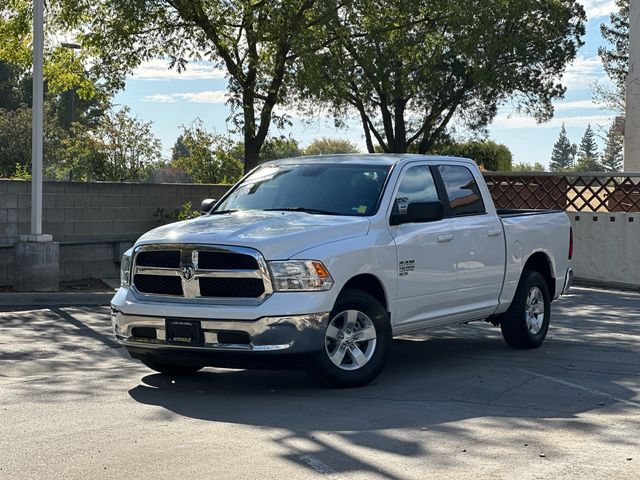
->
[569,212,640,288]
[0,180,231,286]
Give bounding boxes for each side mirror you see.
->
[200,198,217,215]
[390,201,444,225]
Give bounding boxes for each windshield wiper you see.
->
[208,209,239,215]
[264,207,341,215]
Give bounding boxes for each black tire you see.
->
[500,270,551,349]
[141,360,204,375]
[307,289,391,388]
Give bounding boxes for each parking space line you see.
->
[518,368,640,407]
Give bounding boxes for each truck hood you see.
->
[136,210,371,259]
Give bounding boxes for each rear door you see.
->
[436,164,505,317]
[388,163,458,326]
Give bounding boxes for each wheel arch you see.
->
[523,251,555,299]
[339,273,389,314]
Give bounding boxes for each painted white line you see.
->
[519,368,640,407]
[274,438,346,479]
[294,451,345,479]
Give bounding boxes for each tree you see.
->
[0,107,32,177]
[68,0,333,173]
[574,124,603,172]
[601,122,624,172]
[58,107,162,181]
[295,0,586,154]
[259,136,301,162]
[304,138,359,155]
[549,124,576,171]
[598,0,628,107]
[439,140,512,171]
[171,121,243,184]
[0,2,103,100]
[513,162,545,172]
[171,134,190,161]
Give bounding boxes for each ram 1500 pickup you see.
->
[111,154,573,387]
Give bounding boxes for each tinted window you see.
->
[394,165,439,216]
[215,163,390,216]
[438,165,485,216]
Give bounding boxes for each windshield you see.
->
[214,163,391,216]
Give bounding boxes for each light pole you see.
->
[31,0,44,235]
[624,0,640,171]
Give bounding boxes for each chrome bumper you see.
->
[111,309,330,354]
[561,267,573,295]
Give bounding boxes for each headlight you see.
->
[268,260,334,291]
[120,248,134,287]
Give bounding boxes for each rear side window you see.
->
[438,165,485,216]
[394,165,439,215]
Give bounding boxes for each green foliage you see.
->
[69,0,330,172]
[154,201,200,224]
[56,107,162,181]
[11,162,31,179]
[574,124,603,172]
[512,162,545,172]
[439,140,513,171]
[598,0,628,99]
[295,0,586,153]
[0,2,105,100]
[549,124,576,171]
[601,122,624,172]
[0,106,31,177]
[304,138,359,156]
[171,121,243,184]
[259,136,301,162]
[171,134,190,161]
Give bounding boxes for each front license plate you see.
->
[165,319,203,346]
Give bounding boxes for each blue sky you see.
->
[114,0,618,168]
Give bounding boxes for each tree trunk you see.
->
[244,138,261,174]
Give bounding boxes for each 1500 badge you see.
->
[399,259,415,276]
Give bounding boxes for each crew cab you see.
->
[111,154,573,387]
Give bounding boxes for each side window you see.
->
[394,165,439,216]
[438,165,486,216]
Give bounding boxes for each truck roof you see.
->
[264,153,473,167]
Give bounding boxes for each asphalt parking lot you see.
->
[0,286,638,479]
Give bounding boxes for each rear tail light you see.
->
[568,226,573,260]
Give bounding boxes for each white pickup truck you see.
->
[111,154,573,387]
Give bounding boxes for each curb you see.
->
[0,291,116,307]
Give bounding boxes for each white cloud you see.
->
[130,59,226,81]
[176,91,228,103]
[560,55,607,89]
[141,93,177,103]
[491,114,614,129]
[580,0,616,19]
[142,90,228,104]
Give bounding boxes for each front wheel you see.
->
[307,289,391,388]
[500,270,551,349]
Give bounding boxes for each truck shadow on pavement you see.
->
[127,289,640,478]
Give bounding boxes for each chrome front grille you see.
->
[131,244,272,303]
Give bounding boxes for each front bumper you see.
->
[111,308,330,356]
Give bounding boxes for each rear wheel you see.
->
[307,289,391,388]
[141,360,204,375]
[500,270,551,349]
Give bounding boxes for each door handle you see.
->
[437,234,454,243]
[487,228,503,237]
